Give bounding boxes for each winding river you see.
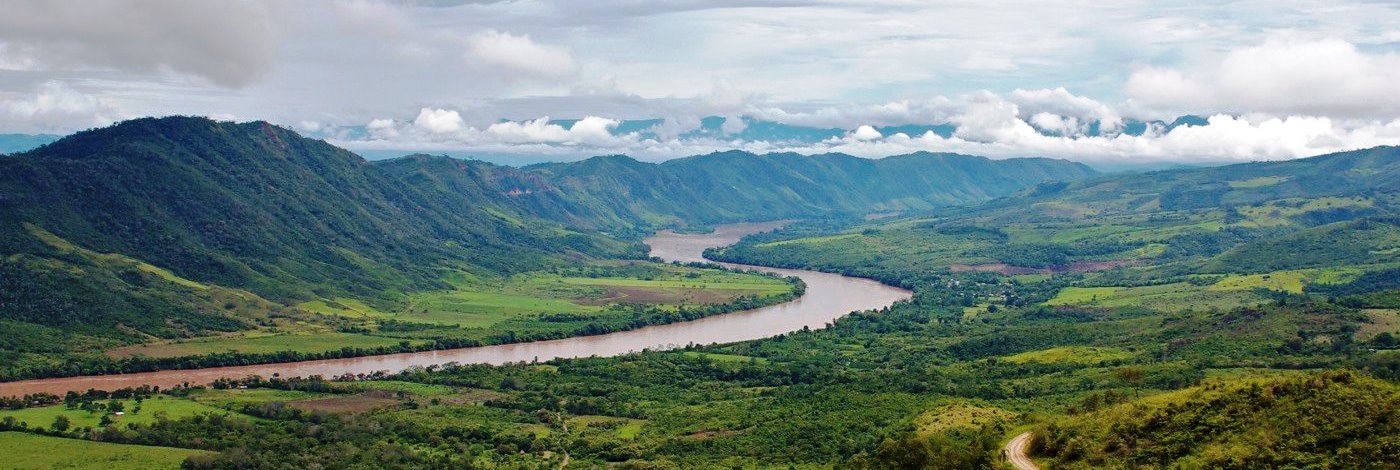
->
[0,221,911,397]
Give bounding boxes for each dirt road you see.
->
[1005,432,1039,470]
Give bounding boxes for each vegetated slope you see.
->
[514,150,1096,231]
[710,146,1400,283]
[0,117,638,362]
[0,117,634,301]
[967,145,1400,223]
[1031,370,1399,468]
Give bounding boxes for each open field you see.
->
[1002,346,1134,365]
[107,331,420,359]
[0,432,207,470]
[0,396,231,429]
[301,263,792,327]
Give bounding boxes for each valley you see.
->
[0,119,1395,469]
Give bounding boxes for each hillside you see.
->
[0,117,634,302]
[711,146,1400,285]
[516,150,1095,231]
[1031,371,1399,468]
[0,117,1089,379]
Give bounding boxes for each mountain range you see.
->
[0,116,1091,357]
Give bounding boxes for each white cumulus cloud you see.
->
[414,108,465,134]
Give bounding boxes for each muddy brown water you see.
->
[0,221,911,397]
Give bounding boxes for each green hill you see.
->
[1031,370,1399,468]
[0,117,634,303]
[517,150,1096,231]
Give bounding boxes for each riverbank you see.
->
[0,222,910,397]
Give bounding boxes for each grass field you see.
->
[1045,282,1267,311]
[302,263,792,328]
[1044,287,1124,305]
[911,403,1013,436]
[1357,309,1400,342]
[108,331,418,358]
[0,395,230,429]
[0,432,207,470]
[185,388,330,408]
[1003,346,1134,365]
[1045,266,1377,311]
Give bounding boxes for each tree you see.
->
[51,415,71,433]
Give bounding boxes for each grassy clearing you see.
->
[1046,282,1263,311]
[755,233,861,247]
[1357,309,1399,342]
[0,432,207,470]
[26,224,209,290]
[297,298,392,319]
[617,420,645,439]
[1002,346,1134,365]
[303,263,792,328]
[402,289,599,326]
[911,403,1012,436]
[1228,176,1288,188]
[0,396,229,429]
[558,276,789,293]
[1045,287,1124,305]
[108,331,417,358]
[186,388,329,408]
[1208,271,1310,294]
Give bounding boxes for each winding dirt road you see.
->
[1005,432,1039,470]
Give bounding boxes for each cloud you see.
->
[750,98,956,129]
[1010,88,1122,135]
[720,115,747,135]
[367,118,398,139]
[0,0,274,87]
[0,81,122,132]
[486,116,622,146]
[1126,37,1400,119]
[467,30,576,78]
[337,86,1400,165]
[414,108,466,134]
[851,125,882,141]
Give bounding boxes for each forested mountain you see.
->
[0,117,635,304]
[375,148,1095,234]
[962,145,1400,223]
[512,150,1096,231]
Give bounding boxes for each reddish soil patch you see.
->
[949,259,1139,275]
[289,391,399,414]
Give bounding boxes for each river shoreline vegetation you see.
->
[1,118,1397,468]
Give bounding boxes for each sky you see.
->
[1,0,1399,165]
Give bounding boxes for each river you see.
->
[0,221,911,397]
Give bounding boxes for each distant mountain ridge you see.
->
[0,133,60,154]
[503,150,1094,231]
[0,116,1091,305]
